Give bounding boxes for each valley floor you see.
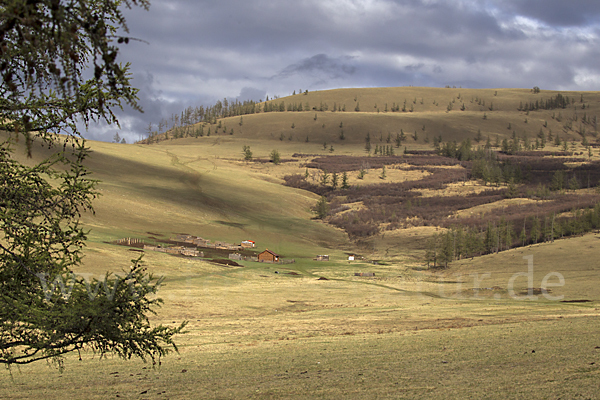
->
[2,233,599,399]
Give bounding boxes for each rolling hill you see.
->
[3,86,600,398]
[148,86,600,150]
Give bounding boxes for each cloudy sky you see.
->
[92,0,600,142]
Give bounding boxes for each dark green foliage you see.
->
[341,172,350,189]
[270,149,281,165]
[331,172,338,190]
[0,0,186,368]
[568,175,580,191]
[314,196,329,219]
[519,93,570,112]
[357,167,366,179]
[320,171,329,186]
[550,170,566,191]
[243,145,253,160]
[426,227,482,268]
[530,217,541,244]
[475,130,483,143]
[437,138,480,162]
[423,202,600,267]
[395,132,402,148]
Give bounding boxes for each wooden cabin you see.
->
[257,249,279,263]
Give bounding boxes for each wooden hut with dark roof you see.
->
[257,249,279,263]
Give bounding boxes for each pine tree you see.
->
[551,170,565,191]
[358,167,366,179]
[270,149,281,165]
[569,175,580,191]
[320,171,329,186]
[484,223,497,253]
[341,171,350,189]
[504,221,513,250]
[531,217,541,244]
[453,227,465,260]
[425,234,438,268]
[243,145,253,160]
[465,227,482,257]
[520,225,527,246]
[438,232,454,268]
[475,129,483,143]
[314,196,329,219]
[331,172,338,189]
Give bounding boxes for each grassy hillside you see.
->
[83,140,351,259]
[3,87,600,398]
[152,87,600,151]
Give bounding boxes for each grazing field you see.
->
[2,234,599,399]
[2,87,600,398]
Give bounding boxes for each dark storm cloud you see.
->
[278,54,356,77]
[88,0,600,141]
[405,64,425,72]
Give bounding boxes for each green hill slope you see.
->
[84,140,349,257]
[3,133,349,266]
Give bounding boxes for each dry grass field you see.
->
[2,87,600,399]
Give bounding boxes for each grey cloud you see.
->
[80,0,600,141]
[276,54,357,80]
[405,63,425,72]
[237,87,267,102]
[494,0,600,27]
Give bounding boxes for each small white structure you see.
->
[348,255,355,261]
[241,240,256,248]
